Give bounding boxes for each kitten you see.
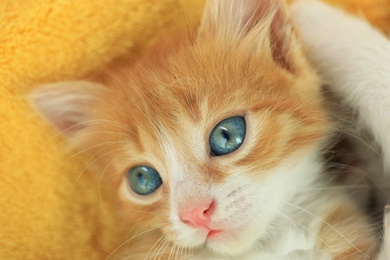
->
[29,0,379,259]
[291,0,390,259]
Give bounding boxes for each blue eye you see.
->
[209,116,246,156]
[127,166,162,195]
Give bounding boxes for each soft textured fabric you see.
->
[0,0,205,259]
[324,0,390,35]
[0,0,388,259]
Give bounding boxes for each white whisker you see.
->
[106,222,169,260]
[144,235,165,260]
[71,146,126,192]
[283,201,371,258]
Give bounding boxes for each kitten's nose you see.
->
[180,200,215,228]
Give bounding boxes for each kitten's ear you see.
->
[29,81,107,137]
[199,0,298,72]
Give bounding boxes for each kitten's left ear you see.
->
[198,0,300,72]
[28,81,107,137]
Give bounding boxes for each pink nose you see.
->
[180,200,215,228]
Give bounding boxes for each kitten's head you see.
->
[30,0,330,257]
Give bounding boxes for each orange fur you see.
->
[323,0,390,35]
[286,0,390,35]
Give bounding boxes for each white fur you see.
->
[379,207,390,260]
[291,0,390,171]
[291,2,390,258]
[166,143,345,259]
[189,151,342,259]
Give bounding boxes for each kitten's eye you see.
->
[127,166,162,195]
[209,116,246,156]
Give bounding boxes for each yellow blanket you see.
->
[0,0,388,259]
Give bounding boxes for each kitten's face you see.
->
[30,0,330,257]
[78,24,327,259]
[89,72,327,255]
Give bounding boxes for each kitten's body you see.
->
[291,1,390,258]
[30,0,379,259]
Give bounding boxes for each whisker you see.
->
[98,157,116,215]
[298,184,381,191]
[144,235,166,260]
[55,131,132,149]
[176,245,184,260]
[275,209,332,249]
[157,234,173,260]
[106,222,170,260]
[152,236,169,260]
[283,201,372,259]
[168,243,176,260]
[70,146,125,192]
[57,140,128,171]
[343,166,388,196]
[52,119,136,138]
[339,130,382,158]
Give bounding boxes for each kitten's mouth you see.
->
[207,229,223,238]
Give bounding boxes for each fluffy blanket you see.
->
[0,0,388,259]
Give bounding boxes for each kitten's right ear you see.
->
[198,0,298,73]
[29,81,107,137]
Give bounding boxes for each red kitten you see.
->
[30,0,379,259]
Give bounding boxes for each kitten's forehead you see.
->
[98,19,324,182]
[116,58,291,129]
